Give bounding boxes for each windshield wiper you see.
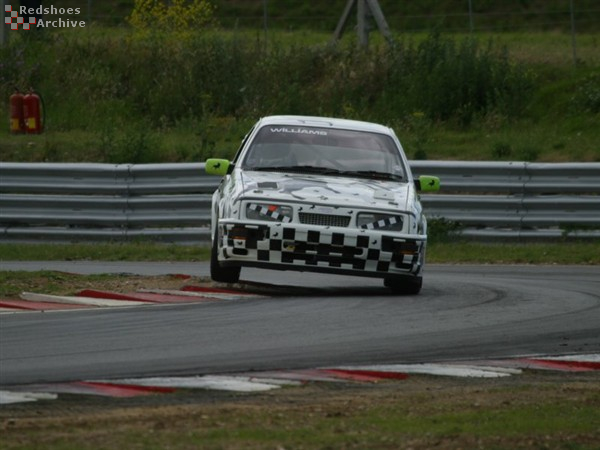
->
[251,166,402,181]
[251,165,340,175]
[336,170,403,181]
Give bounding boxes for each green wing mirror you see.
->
[416,175,440,192]
[205,158,231,176]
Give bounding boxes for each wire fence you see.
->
[220,9,600,33]
[4,2,599,47]
[19,1,600,32]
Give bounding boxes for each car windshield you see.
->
[241,125,406,180]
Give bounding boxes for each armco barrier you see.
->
[1,161,599,242]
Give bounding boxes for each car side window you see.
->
[232,126,255,165]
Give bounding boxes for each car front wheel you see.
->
[210,227,241,283]
[384,275,422,295]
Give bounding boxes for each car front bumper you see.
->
[216,219,426,278]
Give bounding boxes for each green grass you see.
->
[1,381,599,450]
[0,242,210,262]
[0,270,130,298]
[362,404,599,439]
[428,241,600,265]
[174,400,600,447]
[2,113,598,163]
[1,28,599,164]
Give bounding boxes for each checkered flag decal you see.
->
[360,216,403,230]
[248,203,292,223]
[224,224,420,274]
[5,4,36,30]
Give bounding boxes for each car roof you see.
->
[256,115,394,135]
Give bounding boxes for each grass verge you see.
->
[1,372,599,450]
[427,241,600,265]
[1,241,599,265]
[0,271,192,299]
[1,241,597,299]
[0,242,211,263]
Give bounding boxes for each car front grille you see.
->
[299,212,351,228]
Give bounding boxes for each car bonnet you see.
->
[237,170,411,210]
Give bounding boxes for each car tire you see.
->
[384,275,422,295]
[210,227,241,283]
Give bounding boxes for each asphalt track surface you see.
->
[0,262,599,386]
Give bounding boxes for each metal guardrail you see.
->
[410,161,600,194]
[1,161,599,242]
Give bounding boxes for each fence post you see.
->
[569,0,578,66]
[263,0,268,51]
[468,0,474,32]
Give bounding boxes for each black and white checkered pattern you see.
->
[247,203,292,223]
[360,216,403,230]
[222,223,421,274]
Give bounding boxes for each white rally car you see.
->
[205,116,440,294]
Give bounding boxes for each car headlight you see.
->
[357,213,404,231]
[246,203,293,223]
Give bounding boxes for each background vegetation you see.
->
[0,1,598,163]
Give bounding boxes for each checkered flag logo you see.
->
[5,4,36,30]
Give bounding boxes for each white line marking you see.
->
[330,364,520,378]
[0,391,58,404]
[540,354,600,362]
[91,376,289,392]
[137,288,265,299]
[20,292,147,307]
